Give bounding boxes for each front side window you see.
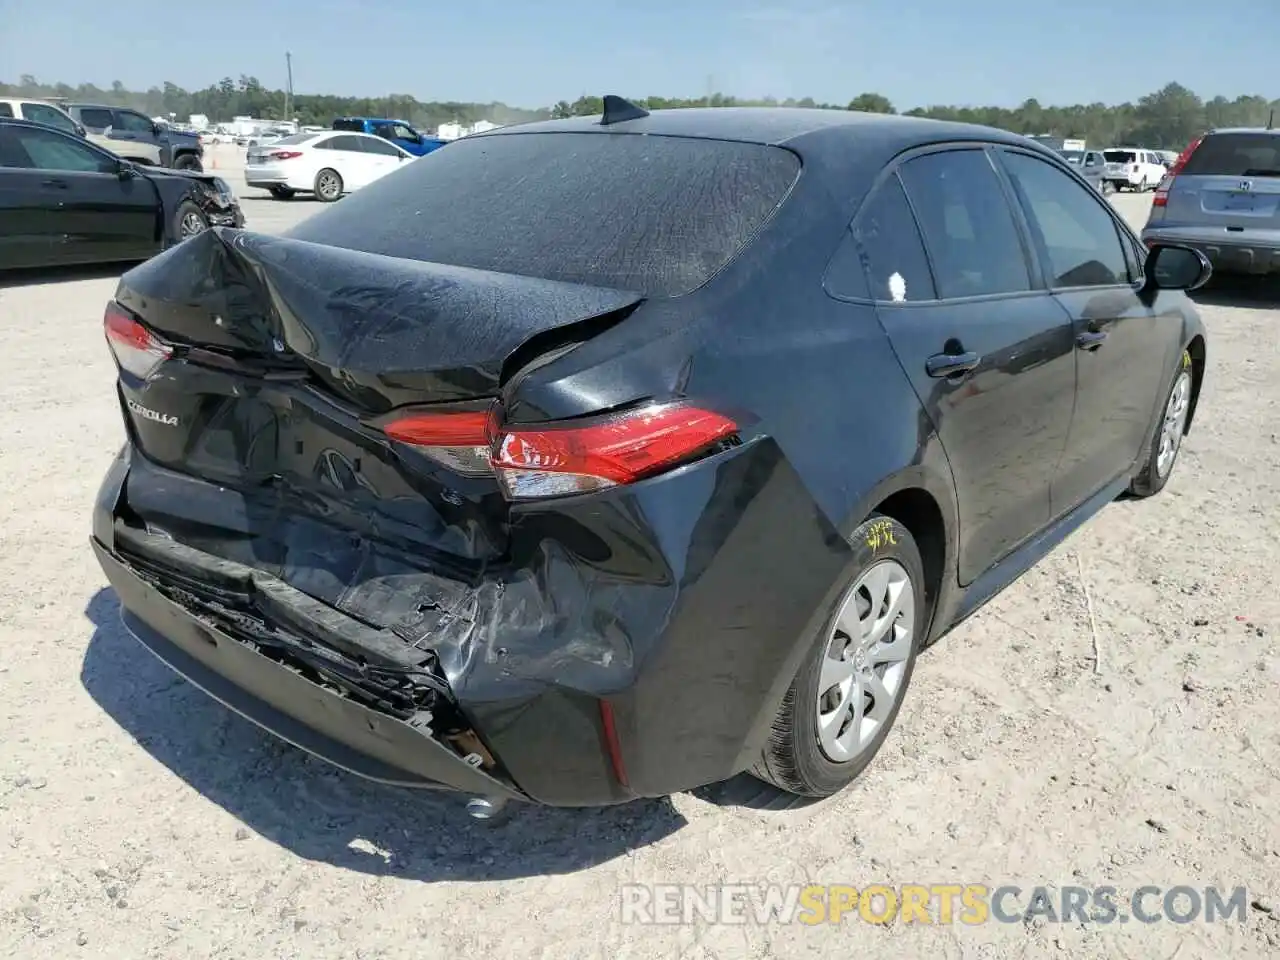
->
[898,149,1031,299]
[1000,151,1130,288]
[2,126,114,173]
[22,103,77,134]
[116,111,154,134]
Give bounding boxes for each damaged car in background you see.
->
[91,97,1209,813]
[0,118,242,270]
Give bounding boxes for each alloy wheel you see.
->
[816,559,915,763]
[180,211,207,239]
[1156,370,1192,478]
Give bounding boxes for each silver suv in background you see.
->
[1143,129,1280,277]
[0,98,85,137]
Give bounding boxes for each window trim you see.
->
[994,146,1147,293]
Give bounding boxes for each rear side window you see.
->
[851,175,935,302]
[318,135,363,152]
[898,149,1030,299]
[286,132,802,297]
[359,136,403,156]
[1000,151,1130,288]
[1182,134,1280,177]
[0,103,13,118]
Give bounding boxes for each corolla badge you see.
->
[126,398,179,426]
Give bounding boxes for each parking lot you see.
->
[1,145,1278,958]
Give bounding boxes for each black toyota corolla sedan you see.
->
[90,98,1209,810]
[0,117,243,271]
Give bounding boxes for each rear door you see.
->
[1164,132,1280,238]
[874,146,1076,584]
[0,125,60,267]
[324,134,376,188]
[995,147,1175,515]
[356,134,408,182]
[4,124,157,263]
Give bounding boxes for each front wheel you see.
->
[1129,349,1194,498]
[314,168,343,202]
[269,186,295,200]
[172,199,208,242]
[173,153,202,172]
[753,514,926,798]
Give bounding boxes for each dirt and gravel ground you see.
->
[1,145,1277,959]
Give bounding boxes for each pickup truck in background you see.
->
[63,103,205,171]
[332,117,448,157]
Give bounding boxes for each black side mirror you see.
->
[1144,244,1211,292]
[116,160,137,180]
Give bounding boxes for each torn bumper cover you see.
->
[92,440,854,807]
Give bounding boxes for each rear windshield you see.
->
[271,133,319,146]
[1060,150,1084,164]
[1104,150,1136,163]
[332,119,365,132]
[1182,133,1280,178]
[286,132,802,297]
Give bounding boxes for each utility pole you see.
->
[285,51,294,124]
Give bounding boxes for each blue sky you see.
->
[2,0,1275,109]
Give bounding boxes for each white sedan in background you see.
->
[244,131,416,202]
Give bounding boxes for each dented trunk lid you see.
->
[112,228,642,565]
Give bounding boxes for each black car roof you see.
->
[479,106,1046,165]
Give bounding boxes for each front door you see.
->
[875,147,1077,584]
[105,109,164,166]
[5,124,157,263]
[994,147,1178,516]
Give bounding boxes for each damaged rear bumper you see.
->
[95,538,525,800]
[91,438,855,807]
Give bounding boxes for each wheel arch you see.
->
[843,465,958,647]
[1185,333,1206,434]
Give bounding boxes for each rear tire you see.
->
[752,514,926,798]
[1129,349,1194,498]
[314,168,343,202]
[269,186,295,200]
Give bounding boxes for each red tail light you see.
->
[381,408,497,476]
[269,150,303,160]
[1154,134,1205,208]
[104,302,172,379]
[379,401,739,499]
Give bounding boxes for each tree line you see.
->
[3,75,1276,150]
